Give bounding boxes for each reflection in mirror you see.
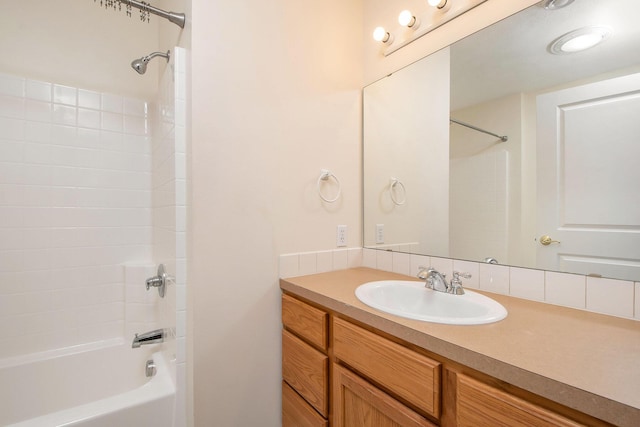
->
[363,0,640,281]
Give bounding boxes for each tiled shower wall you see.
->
[0,73,152,359]
[152,47,188,427]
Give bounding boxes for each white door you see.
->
[536,73,640,282]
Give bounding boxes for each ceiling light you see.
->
[540,0,575,10]
[549,26,611,55]
[373,26,393,43]
[398,10,419,28]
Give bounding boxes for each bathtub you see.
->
[0,340,175,427]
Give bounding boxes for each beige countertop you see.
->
[280,267,640,427]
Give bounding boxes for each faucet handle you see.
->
[452,271,471,280]
[417,265,429,280]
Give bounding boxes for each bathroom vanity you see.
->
[281,268,640,427]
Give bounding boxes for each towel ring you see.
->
[317,169,341,203]
[390,177,406,206]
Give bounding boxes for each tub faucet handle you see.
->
[145,264,167,298]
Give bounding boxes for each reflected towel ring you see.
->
[390,177,406,205]
[317,169,341,203]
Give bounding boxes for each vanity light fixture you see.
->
[374,0,487,56]
[398,10,419,29]
[373,26,393,43]
[549,26,612,54]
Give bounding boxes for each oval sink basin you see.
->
[355,280,507,325]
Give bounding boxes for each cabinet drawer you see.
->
[282,294,328,351]
[455,373,584,427]
[283,381,328,427]
[333,317,441,419]
[282,330,329,417]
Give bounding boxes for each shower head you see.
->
[131,50,171,75]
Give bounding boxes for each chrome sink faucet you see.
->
[417,267,471,295]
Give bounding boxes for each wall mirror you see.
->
[363,0,640,282]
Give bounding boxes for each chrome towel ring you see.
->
[317,169,341,203]
[390,177,406,206]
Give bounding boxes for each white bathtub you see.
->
[0,340,175,427]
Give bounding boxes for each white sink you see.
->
[355,280,507,325]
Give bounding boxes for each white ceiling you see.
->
[451,0,640,110]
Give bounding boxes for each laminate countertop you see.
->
[280,267,640,427]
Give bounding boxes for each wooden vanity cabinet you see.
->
[282,291,613,427]
[281,294,329,426]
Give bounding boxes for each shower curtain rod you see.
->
[450,118,508,142]
[95,0,185,28]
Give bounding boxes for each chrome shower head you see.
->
[131,50,170,75]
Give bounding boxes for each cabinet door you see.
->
[332,364,438,427]
[283,381,328,427]
[455,373,585,427]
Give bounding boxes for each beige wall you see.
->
[189,0,362,425]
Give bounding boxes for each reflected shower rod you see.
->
[450,118,508,142]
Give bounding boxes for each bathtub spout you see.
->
[132,329,165,348]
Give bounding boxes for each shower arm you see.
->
[124,0,185,28]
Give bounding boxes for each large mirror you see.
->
[363,0,640,282]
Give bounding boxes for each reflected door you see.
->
[536,73,640,281]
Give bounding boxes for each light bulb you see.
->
[373,26,391,43]
[427,0,448,8]
[398,10,417,28]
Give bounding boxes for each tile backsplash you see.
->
[279,248,639,321]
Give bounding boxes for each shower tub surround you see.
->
[0,46,188,427]
[0,72,153,358]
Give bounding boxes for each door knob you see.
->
[539,235,560,246]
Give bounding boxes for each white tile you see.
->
[586,277,634,318]
[78,108,101,129]
[479,263,510,294]
[376,250,393,272]
[332,249,348,271]
[53,84,77,106]
[26,80,51,102]
[279,254,299,278]
[453,259,480,289]
[101,93,123,113]
[123,98,147,117]
[299,252,317,276]
[25,121,51,143]
[0,74,25,97]
[509,267,545,301]
[53,104,76,126]
[362,248,377,268]
[25,100,51,122]
[545,271,585,309]
[0,95,24,119]
[101,112,123,132]
[0,117,25,140]
[392,252,411,276]
[316,251,333,273]
[78,89,101,109]
[347,248,362,268]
